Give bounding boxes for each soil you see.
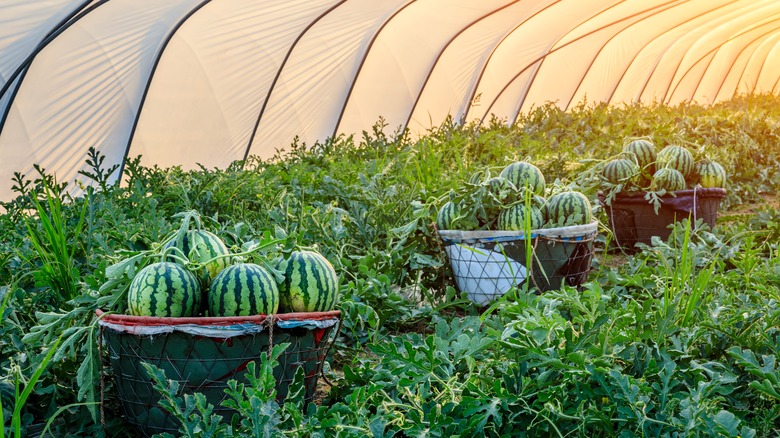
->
[721,192,779,218]
[313,368,343,405]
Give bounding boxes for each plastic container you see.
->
[599,187,726,250]
[438,222,597,305]
[98,310,340,437]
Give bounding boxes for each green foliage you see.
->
[0,95,779,435]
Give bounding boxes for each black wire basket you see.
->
[98,310,340,437]
[438,222,598,305]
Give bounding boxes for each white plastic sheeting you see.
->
[0,0,778,200]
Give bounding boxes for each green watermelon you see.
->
[128,262,201,317]
[208,263,279,316]
[547,191,592,227]
[278,250,339,313]
[650,167,686,192]
[436,201,458,230]
[499,162,545,196]
[496,203,544,231]
[165,230,231,280]
[656,145,694,178]
[602,159,639,184]
[623,139,656,172]
[693,160,727,188]
[484,176,515,201]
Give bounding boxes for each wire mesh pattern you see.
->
[100,314,339,437]
[600,188,726,251]
[439,224,597,305]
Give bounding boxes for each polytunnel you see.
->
[1,0,779,200]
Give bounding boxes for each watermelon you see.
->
[278,250,339,312]
[656,145,694,178]
[650,167,686,192]
[128,262,201,317]
[436,201,458,230]
[547,191,592,227]
[601,159,639,185]
[623,139,656,172]
[208,263,279,316]
[496,203,544,231]
[485,176,516,200]
[499,162,545,196]
[693,160,727,188]
[165,230,231,280]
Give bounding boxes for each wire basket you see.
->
[438,222,597,305]
[599,188,726,251]
[97,310,340,437]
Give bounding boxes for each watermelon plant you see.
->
[0,95,778,437]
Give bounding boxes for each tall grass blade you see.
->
[12,336,62,437]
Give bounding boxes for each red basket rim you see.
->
[96,309,341,327]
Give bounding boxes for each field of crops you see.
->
[1,94,779,437]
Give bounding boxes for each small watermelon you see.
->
[601,159,640,185]
[656,145,694,178]
[436,201,458,230]
[128,262,201,317]
[547,191,592,227]
[650,167,686,192]
[623,139,656,172]
[496,203,544,231]
[693,160,727,188]
[499,162,545,196]
[208,263,279,316]
[484,176,516,200]
[165,230,231,281]
[278,251,339,313]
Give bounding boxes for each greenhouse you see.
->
[1,1,779,436]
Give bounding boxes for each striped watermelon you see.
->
[436,201,458,230]
[278,250,339,312]
[601,159,639,184]
[623,139,656,172]
[499,162,545,196]
[532,193,548,223]
[547,191,592,227]
[650,167,686,192]
[208,263,279,316]
[496,203,544,231]
[485,176,515,201]
[165,230,231,280]
[127,262,201,317]
[693,160,727,188]
[656,145,694,178]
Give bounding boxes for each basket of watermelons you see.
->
[98,212,341,437]
[591,138,727,251]
[436,162,598,305]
